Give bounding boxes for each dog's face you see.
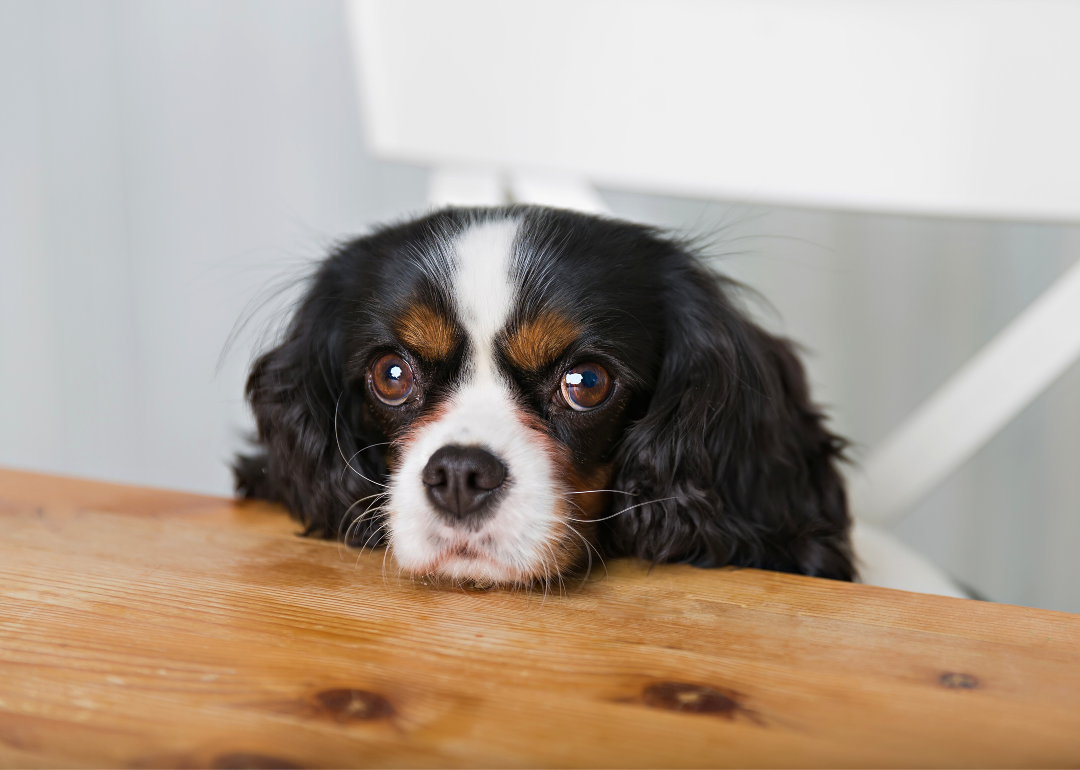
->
[355,216,663,585]
[238,207,854,586]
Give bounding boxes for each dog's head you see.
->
[236,206,853,586]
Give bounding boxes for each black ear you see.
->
[602,256,854,580]
[233,258,388,545]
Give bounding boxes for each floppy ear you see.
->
[602,258,854,580]
[233,260,389,545]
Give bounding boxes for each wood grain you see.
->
[1,467,1078,768]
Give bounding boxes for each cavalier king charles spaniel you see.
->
[234,205,855,588]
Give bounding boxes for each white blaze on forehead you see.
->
[387,216,566,582]
[451,219,519,379]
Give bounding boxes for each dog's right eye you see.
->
[369,353,415,406]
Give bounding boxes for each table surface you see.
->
[2,468,1079,769]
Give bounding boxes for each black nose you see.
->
[422,445,507,527]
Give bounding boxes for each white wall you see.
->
[1,0,1077,613]
[0,0,426,493]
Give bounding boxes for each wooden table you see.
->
[1,469,1079,768]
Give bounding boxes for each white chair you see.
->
[344,0,1080,596]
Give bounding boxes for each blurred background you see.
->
[1,0,1078,613]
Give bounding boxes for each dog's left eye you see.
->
[560,363,613,411]
[369,353,415,406]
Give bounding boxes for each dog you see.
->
[235,205,859,589]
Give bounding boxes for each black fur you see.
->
[235,206,854,580]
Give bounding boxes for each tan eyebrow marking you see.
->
[394,303,459,360]
[503,311,581,372]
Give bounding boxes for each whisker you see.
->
[563,489,637,496]
[334,392,388,488]
[565,496,679,524]
[564,521,608,588]
[381,536,395,588]
[577,531,594,587]
[539,544,553,599]
[541,541,566,598]
[339,441,393,483]
[533,546,552,605]
[337,491,389,538]
[338,495,390,553]
[359,511,390,552]
[354,521,388,570]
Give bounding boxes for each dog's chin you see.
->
[385,528,523,585]
[431,553,528,587]
[404,547,536,587]
[391,525,577,588]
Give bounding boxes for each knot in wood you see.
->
[315,688,394,721]
[643,682,738,715]
[940,672,979,689]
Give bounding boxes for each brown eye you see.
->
[369,353,414,406]
[560,363,613,411]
